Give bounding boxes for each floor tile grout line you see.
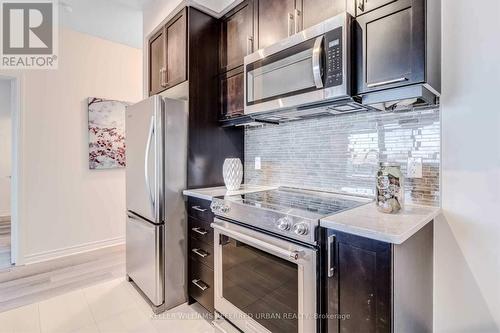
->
[36,302,42,333]
[81,287,101,332]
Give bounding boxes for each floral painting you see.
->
[88,97,129,169]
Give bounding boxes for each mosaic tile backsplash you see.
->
[244,108,440,206]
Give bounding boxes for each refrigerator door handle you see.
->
[144,116,155,215]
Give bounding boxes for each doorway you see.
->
[0,77,13,269]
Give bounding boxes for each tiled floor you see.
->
[0,277,215,333]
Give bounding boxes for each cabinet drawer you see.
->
[189,216,214,245]
[187,197,213,222]
[189,258,214,312]
[190,237,214,269]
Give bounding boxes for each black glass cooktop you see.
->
[223,187,371,219]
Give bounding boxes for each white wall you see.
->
[0,80,11,217]
[1,28,142,263]
[436,0,500,331]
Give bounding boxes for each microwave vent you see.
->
[327,102,373,114]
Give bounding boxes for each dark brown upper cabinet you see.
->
[354,0,427,95]
[219,0,257,72]
[148,8,187,95]
[257,0,345,50]
[148,29,166,96]
[257,0,295,49]
[300,0,345,30]
[355,0,397,16]
[166,9,187,88]
[220,67,245,119]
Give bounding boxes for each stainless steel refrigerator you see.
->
[125,95,188,314]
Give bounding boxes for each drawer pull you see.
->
[192,206,207,212]
[191,227,208,235]
[192,278,208,291]
[192,248,209,258]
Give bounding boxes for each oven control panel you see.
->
[210,198,317,245]
[324,27,343,88]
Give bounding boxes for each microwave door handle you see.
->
[312,36,324,89]
[144,116,155,215]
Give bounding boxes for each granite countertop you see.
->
[182,184,278,201]
[320,203,441,244]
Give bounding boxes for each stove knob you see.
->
[210,201,218,211]
[276,217,292,231]
[221,204,231,213]
[210,201,221,213]
[293,223,309,236]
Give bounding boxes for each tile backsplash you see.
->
[245,108,440,206]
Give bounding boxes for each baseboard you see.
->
[23,236,125,265]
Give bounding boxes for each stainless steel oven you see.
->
[211,218,317,333]
[244,12,352,116]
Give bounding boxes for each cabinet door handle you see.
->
[287,12,294,36]
[192,227,208,235]
[159,68,167,87]
[327,234,336,277]
[358,0,365,12]
[191,206,207,212]
[192,248,209,257]
[246,35,254,55]
[294,9,301,34]
[192,279,208,291]
[367,77,407,88]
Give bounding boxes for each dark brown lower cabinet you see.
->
[188,197,215,313]
[189,256,214,312]
[322,221,433,333]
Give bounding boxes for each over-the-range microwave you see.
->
[244,12,368,120]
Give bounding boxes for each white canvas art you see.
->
[88,97,129,169]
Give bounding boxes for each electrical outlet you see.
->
[407,157,423,178]
[255,157,261,170]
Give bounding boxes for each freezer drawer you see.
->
[126,213,164,306]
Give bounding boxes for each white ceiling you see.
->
[107,0,153,10]
[58,0,239,48]
[60,0,144,48]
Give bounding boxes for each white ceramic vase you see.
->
[223,158,243,191]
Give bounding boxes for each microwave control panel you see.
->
[324,27,343,88]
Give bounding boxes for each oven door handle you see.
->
[312,35,324,89]
[211,223,302,261]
